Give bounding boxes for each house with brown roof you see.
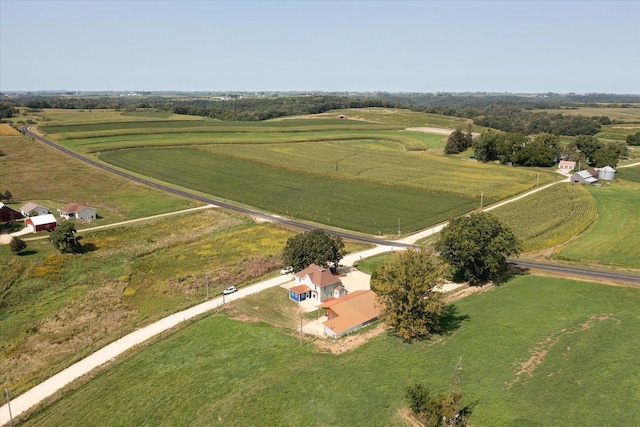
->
[59,203,97,222]
[290,264,347,303]
[321,290,380,338]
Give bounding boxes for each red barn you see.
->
[0,202,25,223]
[25,214,57,232]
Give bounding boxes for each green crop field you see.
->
[99,147,478,235]
[540,105,640,122]
[490,183,598,252]
[22,275,640,427]
[617,165,640,182]
[554,180,640,269]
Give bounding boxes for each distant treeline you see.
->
[2,92,639,136]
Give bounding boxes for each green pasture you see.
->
[99,147,478,235]
[0,209,295,396]
[23,275,640,426]
[490,183,598,252]
[554,180,640,269]
[34,109,202,125]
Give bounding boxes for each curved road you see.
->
[22,126,413,248]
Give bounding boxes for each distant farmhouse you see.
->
[558,160,576,171]
[21,202,49,217]
[320,290,380,338]
[289,264,347,303]
[59,203,97,222]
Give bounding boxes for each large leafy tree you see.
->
[371,247,446,340]
[514,133,560,167]
[10,237,27,254]
[435,213,521,284]
[626,131,640,146]
[282,228,345,271]
[473,129,501,162]
[49,222,82,253]
[445,128,472,154]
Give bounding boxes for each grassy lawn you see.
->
[22,275,640,426]
[490,183,597,252]
[99,147,478,235]
[554,179,640,269]
[353,252,397,275]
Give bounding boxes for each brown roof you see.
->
[61,202,91,214]
[322,290,380,335]
[295,264,341,287]
[586,168,599,177]
[289,285,311,294]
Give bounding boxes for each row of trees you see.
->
[471,130,627,167]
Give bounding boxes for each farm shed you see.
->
[0,203,25,223]
[598,165,616,181]
[21,202,49,217]
[321,290,380,339]
[293,264,347,302]
[25,214,57,232]
[60,203,97,222]
[571,170,598,184]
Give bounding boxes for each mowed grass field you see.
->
[490,183,597,252]
[22,275,640,427]
[554,179,640,269]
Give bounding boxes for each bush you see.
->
[10,237,27,254]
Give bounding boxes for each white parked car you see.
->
[280,266,294,275]
[223,286,237,295]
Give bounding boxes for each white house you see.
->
[558,160,576,171]
[21,202,49,217]
[60,202,97,222]
[291,264,347,303]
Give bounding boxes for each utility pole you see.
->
[299,315,303,346]
[480,191,483,209]
[5,388,13,427]
[536,173,540,187]
[397,217,401,237]
[205,273,209,299]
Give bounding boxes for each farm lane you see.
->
[20,126,413,249]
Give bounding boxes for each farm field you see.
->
[490,183,597,252]
[554,179,640,269]
[540,105,640,122]
[0,207,324,397]
[22,275,640,427]
[99,147,478,235]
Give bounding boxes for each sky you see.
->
[1,0,639,94]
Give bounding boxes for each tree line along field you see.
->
[21,275,640,427]
[35,108,558,235]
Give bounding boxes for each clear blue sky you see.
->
[1,0,639,93]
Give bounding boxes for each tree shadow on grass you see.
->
[78,243,98,253]
[437,304,470,335]
[17,250,37,256]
